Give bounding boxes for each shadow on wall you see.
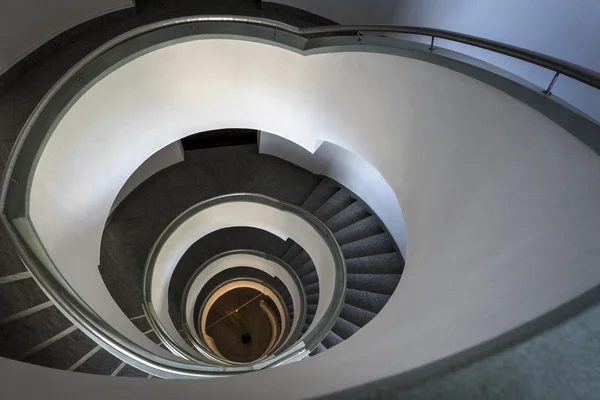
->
[259,131,407,258]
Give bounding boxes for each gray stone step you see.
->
[346,274,401,296]
[324,201,371,233]
[304,281,320,296]
[296,260,316,278]
[331,317,361,340]
[300,178,339,213]
[290,250,311,270]
[301,270,319,286]
[23,329,96,370]
[306,293,319,305]
[339,303,377,328]
[321,330,344,349]
[0,305,72,360]
[0,277,48,322]
[310,343,327,356]
[75,348,122,375]
[345,253,404,275]
[313,189,355,221]
[118,364,149,378]
[281,242,303,263]
[344,288,391,314]
[340,233,395,259]
[335,216,384,246]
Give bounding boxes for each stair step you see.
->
[300,178,339,213]
[290,250,311,270]
[306,293,319,305]
[331,317,360,340]
[281,242,303,263]
[301,271,319,286]
[75,348,122,375]
[313,189,355,221]
[340,233,395,259]
[306,304,318,315]
[296,260,317,278]
[324,201,371,233]
[23,329,96,370]
[345,253,404,275]
[310,343,327,356]
[0,305,73,360]
[339,304,377,328]
[335,216,384,246]
[304,281,320,296]
[344,288,391,314]
[0,277,48,321]
[131,317,151,333]
[118,364,149,378]
[321,330,344,349]
[346,274,401,296]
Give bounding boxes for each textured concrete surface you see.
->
[23,329,97,370]
[333,302,600,400]
[0,278,48,320]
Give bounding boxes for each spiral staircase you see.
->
[1,1,600,399]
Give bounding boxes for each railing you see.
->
[143,193,345,370]
[179,249,307,363]
[0,15,598,379]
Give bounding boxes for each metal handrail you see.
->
[143,193,346,367]
[0,15,597,378]
[179,249,307,363]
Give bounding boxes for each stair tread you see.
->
[300,178,339,213]
[344,288,391,314]
[335,216,384,246]
[313,189,355,221]
[281,242,302,263]
[0,277,48,321]
[304,281,320,295]
[290,250,311,270]
[324,201,371,233]
[345,253,404,275]
[296,259,316,278]
[23,328,96,370]
[321,330,344,348]
[75,348,122,375]
[339,303,377,328]
[346,274,401,296]
[118,364,150,378]
[0,305,72,360]
[340,232,395,259]
[331,317,360,340]
[310,343,327,356]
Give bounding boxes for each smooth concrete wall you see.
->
[110,141,184,213]
[268,0,600,121]
[259,132,407,257]
[27,39,600,398]
[0,0,134,75]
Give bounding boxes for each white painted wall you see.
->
[26,39,600,398]
[150,200,338,353]
[110,141,184,213]
[259,133,406,256]
[0,0,134,75]
[268,0,600,121]
[184,252,304,346]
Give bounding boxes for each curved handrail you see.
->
[179,249,307,362]
[193,276,290,364]
[143,193,346,366]
[1,15,599,211]
[0,15,597,379]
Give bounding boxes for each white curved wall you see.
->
[150,200,337,352]
[259,133,407,256]
[269,0,600,121]
[184,253,304,345]
[29,39,600,398]
[0,0,134,75]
